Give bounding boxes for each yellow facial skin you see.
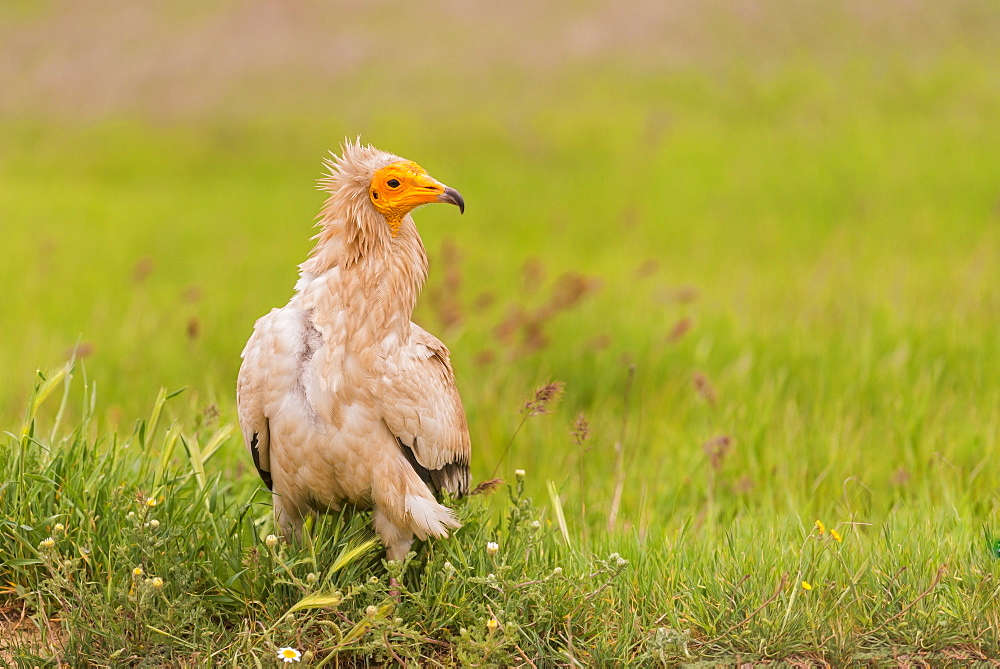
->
[369,161,464,236]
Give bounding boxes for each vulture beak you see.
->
[437,187,465,214]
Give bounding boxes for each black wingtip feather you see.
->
[250,432,273,491]
[397,437,435,491]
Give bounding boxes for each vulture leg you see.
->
[374,508,412,599]
[371,456,458,563]
[373,506,415,563]
[273,493,304,539]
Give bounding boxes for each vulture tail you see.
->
[405,493,461,540]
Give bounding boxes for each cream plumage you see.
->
[237,140,470,561]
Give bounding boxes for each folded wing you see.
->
[378,323,471,496]
[237,307,306,491]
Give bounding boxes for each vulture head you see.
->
[317,140,464,244]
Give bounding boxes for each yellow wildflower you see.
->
[487,618,499,632]
[830,529,842,543]
[801,581,812,590]
[145,497,158,508]
[814,520,825,535]
[39,537,55,549]
[132,567,144,578]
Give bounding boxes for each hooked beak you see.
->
[437,187,465,214]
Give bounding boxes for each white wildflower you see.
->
[277,647,301,663]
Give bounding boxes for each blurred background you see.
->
[2,1,998,527]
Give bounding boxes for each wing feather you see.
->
[237,307,306,490]
[379,323,471,496]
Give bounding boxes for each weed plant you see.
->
[3,364,999,665]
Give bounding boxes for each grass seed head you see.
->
[523,381,565,416]
[693,372,717,406]
[703,435,732,471]
[570,412,590,447]
[470,478,503,496]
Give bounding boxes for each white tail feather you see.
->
[405,494,460,540]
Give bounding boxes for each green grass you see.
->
[3,2,1000,664]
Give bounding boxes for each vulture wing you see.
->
[379,323,471,496]
[237,307,305,491]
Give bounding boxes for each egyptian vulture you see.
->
[237,140,471,562]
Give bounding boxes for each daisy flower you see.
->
[277,647,301,663]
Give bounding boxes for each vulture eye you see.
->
[386,179,401,189]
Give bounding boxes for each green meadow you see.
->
[2,2,999,665]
